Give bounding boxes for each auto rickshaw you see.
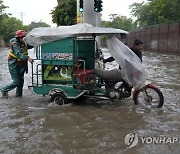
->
[26,23,128,104]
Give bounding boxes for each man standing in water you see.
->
[0,30,34,99]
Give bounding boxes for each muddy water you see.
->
[0,48,179,154]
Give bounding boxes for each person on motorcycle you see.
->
[95,39,143,96]
[0,30,34,99]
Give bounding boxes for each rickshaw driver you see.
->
[95,39,143,96]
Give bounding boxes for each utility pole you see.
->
[20,12,24,24]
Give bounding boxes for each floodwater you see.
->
[0,47,179,154]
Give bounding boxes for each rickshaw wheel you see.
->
[51,93,67,105]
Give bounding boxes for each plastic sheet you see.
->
[24,23,128,46]
[107,37,146,88]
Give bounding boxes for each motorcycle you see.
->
[94,52,164,108]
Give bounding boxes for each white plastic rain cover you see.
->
[107,37,146,88]
[24,23,128,46]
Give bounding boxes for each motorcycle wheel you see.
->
[133,86,164,108]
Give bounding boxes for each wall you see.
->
[124,23,180,55]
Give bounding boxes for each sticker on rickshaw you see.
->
[43,65,72,81]
[42,53,72,60]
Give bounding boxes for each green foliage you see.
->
[0,1,27,43]
[101,16,136,31]
[101,16,135,41]
[0,0,51,45]
[130,0,180,27]
[51,0,76,26]
[0,0,8,30]
[1,17,26,42]
[112,17,136,31]
[0,1,24,43]
[0,0,8,14]
[27,22,50,31]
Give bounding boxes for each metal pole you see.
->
[83,0,101,27]
[77,0,83,23]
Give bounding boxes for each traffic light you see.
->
[94,0,98,12]
[79,0,83,13]
[98,0,103,12]
[94,0,103,12]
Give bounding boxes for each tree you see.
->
[130,0,180,27]
[57,0,67,4]
[152,0,180,24]
[51,0,76,26]
[0,0,8,34]
[112,16,136,31]
[1,17,26,42]
[101,16,136,31]
[101,20,112,28]
[0,0,8,15]
[27,21,50,31]
[0,0,26,43]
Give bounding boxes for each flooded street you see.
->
[0,47,179,154]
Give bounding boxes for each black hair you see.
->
[133,39,143,46]
[16,37,22,45]
[16,37,25,47]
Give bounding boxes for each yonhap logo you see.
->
[125,133,180,148]
[124,132,139,148]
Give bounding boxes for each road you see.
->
[0,47,180,154]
